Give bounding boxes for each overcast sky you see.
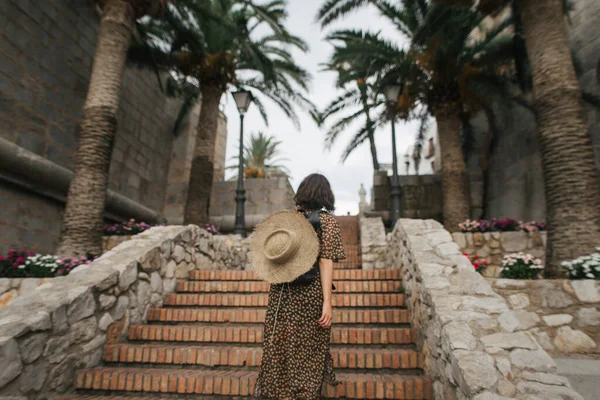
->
[223,0,424,215]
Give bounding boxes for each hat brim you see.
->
[250,211,320,284]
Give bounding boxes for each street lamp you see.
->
[232,89,253,236]
[405,153,410,175]
[384,84,403,226]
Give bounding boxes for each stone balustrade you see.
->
[452,231,547,277]
[0,225,249,398]
[489,279,600,355]
[387,219,584,400]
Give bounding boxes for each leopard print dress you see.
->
[254,211,346,399]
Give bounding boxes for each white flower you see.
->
[586,273,594,279]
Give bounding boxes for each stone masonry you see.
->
[387,219,584,400]
[360,217,388,270]
[452,232,547,277]
[489,279,600,355]
[0,225,248,398]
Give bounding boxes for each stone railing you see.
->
[359,217,387,269]
[452,231,547,277]
[0,233,250,311]
[387,219,583,400]
[0,225,249,398]
[489,279,599,355]
[102,235,134,252]
[0,278,52,309]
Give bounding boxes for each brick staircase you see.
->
[62,216,432,399]
[334,216,362,269]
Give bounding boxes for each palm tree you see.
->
[227,131,289,178]
[319,0,516,231]
[429,0,600,275]
[513,0,600,275]
[319,59,384,170]
[133,0,312,225]
[57,0,168,257]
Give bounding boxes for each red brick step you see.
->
[74,368,432,398]
[175,280,402,293]
[190,269,400,281]
[163,293,405,308]
[128,325,417,345]
[104,344,424,370]
[147,307,410,324]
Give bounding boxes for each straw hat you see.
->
[250,211,319,284]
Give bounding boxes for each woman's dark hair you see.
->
[294,173,335,211]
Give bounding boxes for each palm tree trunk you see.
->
[361,98,380,171]
[184,84,224,225]
[57,0,136,257]
[435,111,470,232]
[517,0,600,277]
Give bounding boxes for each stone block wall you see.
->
[359,217,387,270]
[387,219,583,400]
[452,231,547,277]
[489,279,600,356]
[0,224,249,398]
[209,177,295,232]
[369,172,443,226]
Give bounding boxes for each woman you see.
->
[254,173,346,399]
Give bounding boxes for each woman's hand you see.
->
[318,301,333,328]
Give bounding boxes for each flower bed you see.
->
[463,253,489,275]
[0,249,96,278]
[103,219,155,236]
[452,231,546,277]
[562,248,600,280]
[459,218,547,233]
[501,252,544,280]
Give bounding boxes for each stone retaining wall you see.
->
[388,219,583,400]
[489,279,600,356]
[452,232,547,277]
[359,217,387,269]
[0,225,249,398]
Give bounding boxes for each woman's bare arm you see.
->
[318,258,334,328]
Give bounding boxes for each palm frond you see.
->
[317,0,376,27]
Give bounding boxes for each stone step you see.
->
[147,307,410,324]
[190,269,400,281]
[104,344,424,370]
[175,280,403,293]
[74,368,432,398]
[163,293,406,308]
[128,325,417,345]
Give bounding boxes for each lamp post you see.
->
[384,84,403,226]
[405,153,410,175]
[232,90,253,237]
